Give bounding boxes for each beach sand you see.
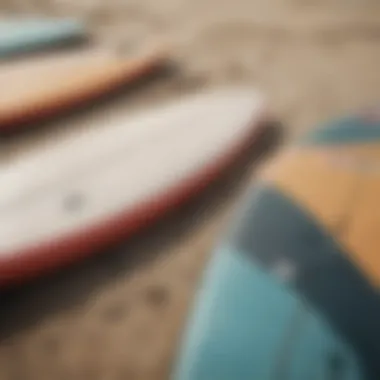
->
[1,1,380,379]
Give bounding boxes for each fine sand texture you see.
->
[1,1,380,379]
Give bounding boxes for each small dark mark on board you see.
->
[327,351,346,380]
[144,285,169,308]
[63,192,85,213]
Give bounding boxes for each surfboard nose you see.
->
[171,245,366,380]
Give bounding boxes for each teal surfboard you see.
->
[172,246,366,380]
[172,114,380,379]
[0,19,85,58]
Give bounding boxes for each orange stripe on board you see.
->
[262,143,380,287]
[342,168,380,288]
[260,146,359,233]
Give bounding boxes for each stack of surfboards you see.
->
[0,18,277,286]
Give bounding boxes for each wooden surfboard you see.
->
[0,18,86,58]
[0,44,171,133]
[0,87,272,286]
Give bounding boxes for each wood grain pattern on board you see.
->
[0,87,272,286]
[0,44,170,132]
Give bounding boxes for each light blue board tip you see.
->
[0,18,85,57]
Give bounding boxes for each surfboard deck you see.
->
[0,18,86,58]
[0,44,171,133]
[171,112,380,380]
[0,87,273,287]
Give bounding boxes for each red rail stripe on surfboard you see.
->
[0,111,271,287]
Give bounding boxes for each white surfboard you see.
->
[0,87,271,286]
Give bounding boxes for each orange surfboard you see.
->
[0,44,170,133]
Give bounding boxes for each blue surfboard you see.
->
[172,114,380,379]
[0,18,85,58]
[172,246,366,380]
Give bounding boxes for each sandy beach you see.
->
[1,1,380,379]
